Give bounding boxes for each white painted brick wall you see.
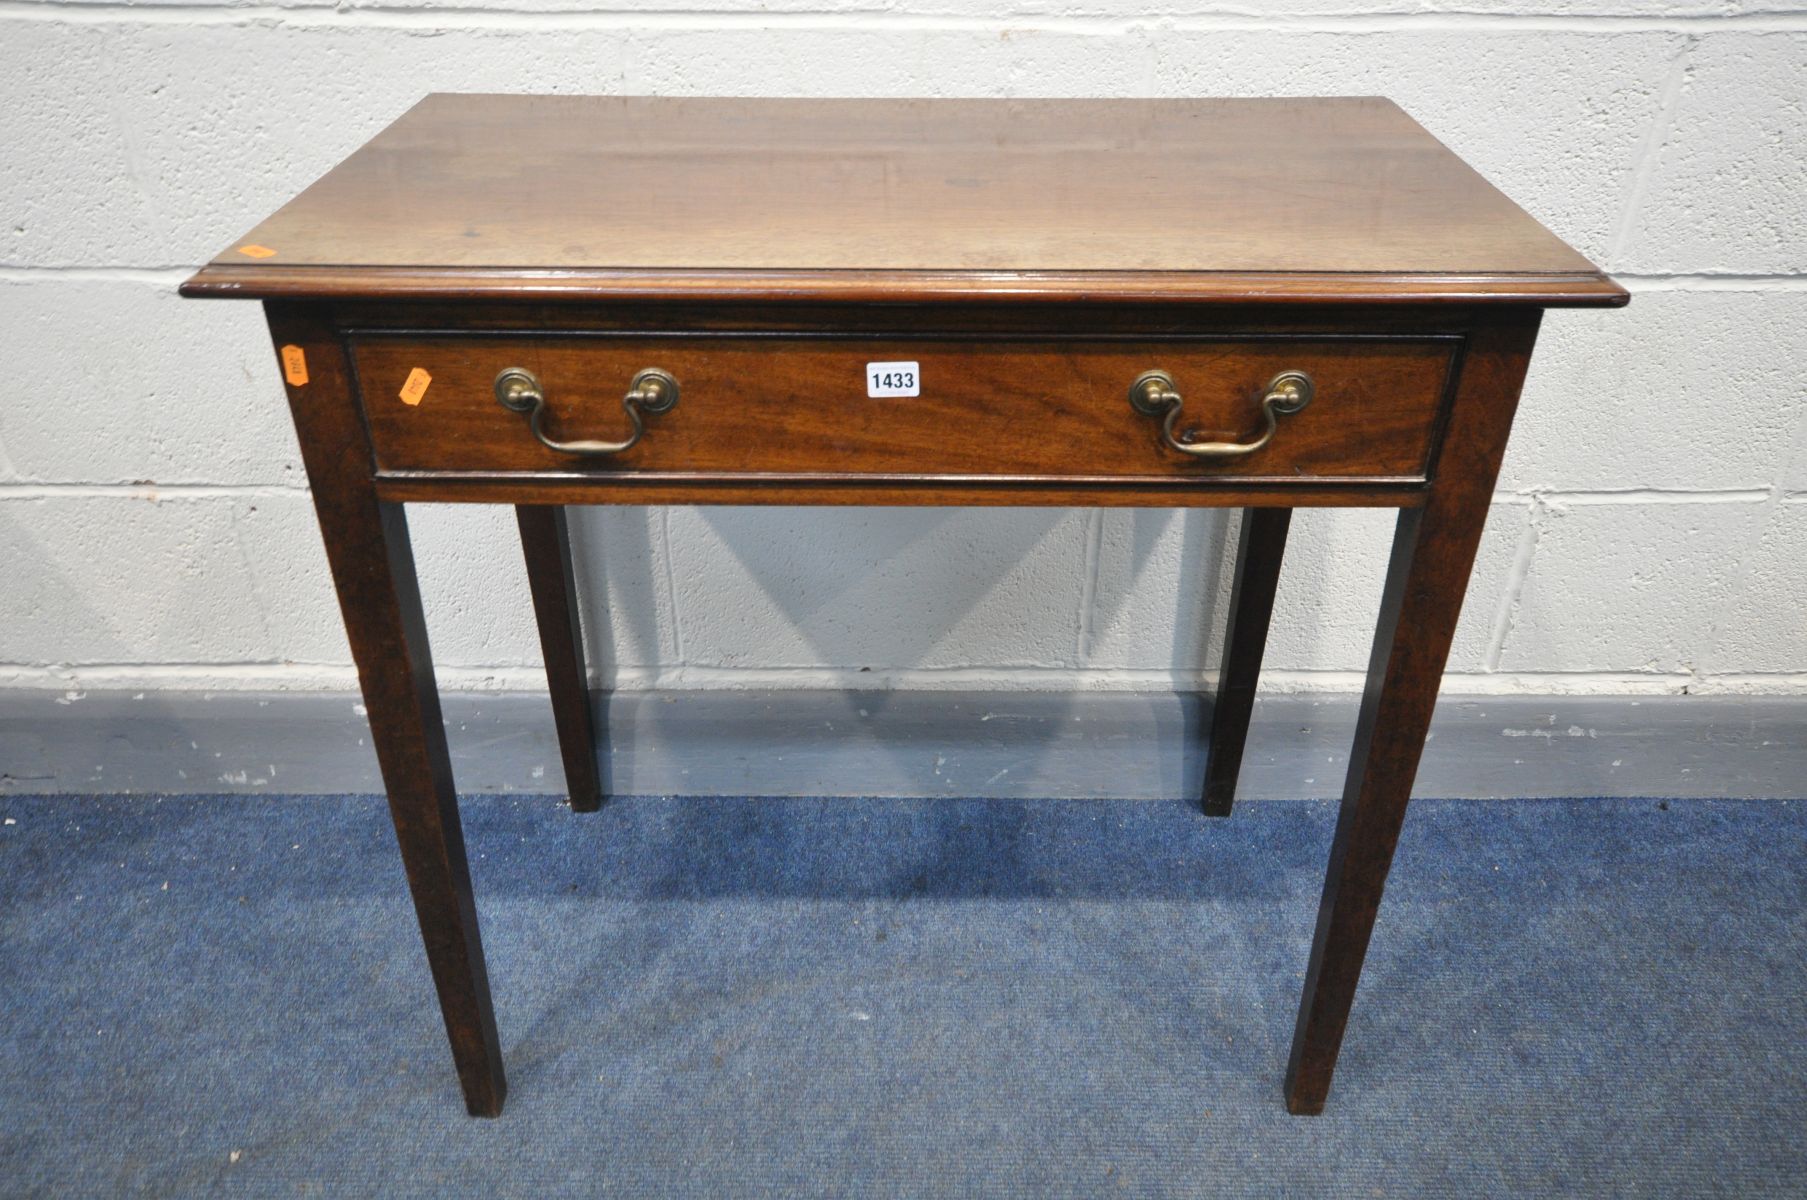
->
[2,0,1803,697]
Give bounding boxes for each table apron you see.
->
[369,473,1432,508]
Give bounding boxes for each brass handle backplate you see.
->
[1128,369,1314,459]
[495,367,679,457]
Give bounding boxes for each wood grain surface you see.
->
[182,96,1625,307]
[351,332,1458,482]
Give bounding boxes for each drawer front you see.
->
[351,334,1457,482]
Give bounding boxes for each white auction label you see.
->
[865,361,921,398]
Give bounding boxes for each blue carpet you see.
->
[0,793,1802,1197]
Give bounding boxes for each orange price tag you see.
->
[237,244,278,259]
[279,345,308,387]
[399,367,432,407]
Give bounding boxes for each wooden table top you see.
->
[183,94,1624,307]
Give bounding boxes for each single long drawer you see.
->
[350,333,1459,482]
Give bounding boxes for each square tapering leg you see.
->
[1202,507,1292,817]
[268,305,507,1117]
[1283,313,1540,1115]
[516,505,604,812]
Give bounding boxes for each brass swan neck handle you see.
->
[1128,369,1314,459]
[495,367,679,457]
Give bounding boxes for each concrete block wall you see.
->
[2,1,1803,697]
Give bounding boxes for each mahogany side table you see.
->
[183,95,1626,1117]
